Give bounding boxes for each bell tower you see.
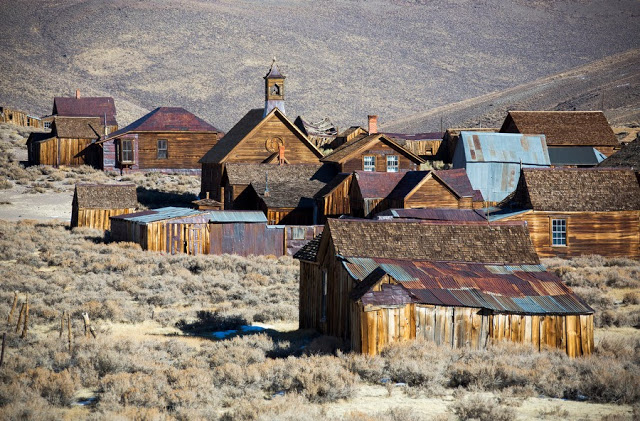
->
[264,58,286,117]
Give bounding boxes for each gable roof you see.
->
[321,133,425,164]
[457,132,550,165]
[54,117,103,139]
[352,171,406,199]
[199,107,322,163]
[106,107,221,139]
[226,163,337,208]
[313,173,352,199]
[53,97,117,126]
[500,111,618,147]
[598,137,640,169]
[74,184,138,209]
[508,167,640,212]
[345,258,592,315]
[325,218,540,265]
[434,169,484,201]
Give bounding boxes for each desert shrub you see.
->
[0,179,11,189]
[450,393,515,421]
[176,310,248,333]
[623,291,640,305]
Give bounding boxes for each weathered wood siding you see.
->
[209,223,284,256]
[266,208,315,225]
[32,137,101,167]
[71,208,136,230]
[0,108,42,128]
[355,304,593,357]
[201,163,224,201]
[136,132,219,170]
[403,177,460,209]
[340,139,420,173]
[299,262,324,330]
[319,175,352,222]
[506,210,640,258]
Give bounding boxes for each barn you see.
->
[494,167,640,258]
[71,184,138,230]
[295,218,594,357]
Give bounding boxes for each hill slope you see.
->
[1,0,639,130]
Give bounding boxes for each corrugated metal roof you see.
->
[344,257,593,315]
[208,211,267,223]
[112,207,205,224]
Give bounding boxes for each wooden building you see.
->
[99,107,223,173]
[494,168,640,258]
[221,163,337,225]
[71,184,138,230]
[350,169,484,218]
[295,218,594,357]
[320,117,424,173]
[26,117,103,167]
[0,106,42,128]
[200,61,323,201]
[383,132,446,161]
[452,131,550,204]
[52,90,118,134]
[499,111,621,157]
[314,173,353,223]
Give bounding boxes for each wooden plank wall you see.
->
[355,303,593,357]
[402,139,443,158]
[299,262,324,330]
[319,175,352,223]
[508,210,640,258]
[340,140,420,172]
[399,176,461,209]
[267,208,314,225]
[166,223,210,255]
[137,132,219,170]
[72,208,136,230]
[34,138,100,167]
[209,223,284,256]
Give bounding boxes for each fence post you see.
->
[67,313,72,352]
[7,291,18,325]
[59,311,65,338]
[15,303,25,334]
[0,332,5,366]
[20,297,29,339]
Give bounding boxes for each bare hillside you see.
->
[0,0,639,130]
[382,49,640,132]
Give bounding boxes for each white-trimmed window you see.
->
[386,155,399,172]
[121,139,134,163]
[551,219,567,246]
[157,139,168,159]
[363,156,375,172]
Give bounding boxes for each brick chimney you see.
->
[368,115,378,134]
[75,89,81,99]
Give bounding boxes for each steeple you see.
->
[264,58,286,117]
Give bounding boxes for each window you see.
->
[386,155,399,172]
[157,139,168,159]
[121,139,134,163]
[291,226,306,240]
[321,269,328,322]
[44,121,51,129]
[363,156,375,171]
[551,219,566,246]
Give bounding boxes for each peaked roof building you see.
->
[53,90,117,127]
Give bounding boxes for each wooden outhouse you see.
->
[26,117,103,167]
[494,167,640,258]
[199,61,323,201]
[99,107,223,173]
[499,111,621,157]
[295,218,594,357]
[71,184,138,230]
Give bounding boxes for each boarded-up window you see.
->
[157,139,168,159]
[552,219,566,246]
[364,156,375,172]
[387,155,399,172]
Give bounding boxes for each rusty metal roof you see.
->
[53,96,117,125]
[345,257,592,315]
[107,107,221,139]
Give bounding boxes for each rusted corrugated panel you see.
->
[430,289,463,306]
[448,289,484,308]
[406,288,443,306]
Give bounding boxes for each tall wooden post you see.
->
[0,333,5,366]
[21,297,29,339]
[67,313,72,352]
[59,311,65,338]
[7,291,18,325]
[15,303,25,334]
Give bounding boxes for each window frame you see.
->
[120,139,134,164]
[363,155,376,172]
[551,218,567,247]
[157,139,168,159]
[386,155,399,172]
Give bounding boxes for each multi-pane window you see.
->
[121,139,134,163]
[44,121,51,129]
[552,219,567,246]
[363,156,375,172]
[157,139,168,159]
[386,155,399,172]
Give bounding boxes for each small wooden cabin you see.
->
[52,91,118,134]
[494,167,640,258]
[295,218,594,357]
[0,106,42,128]
[26,117,103,167]
[452,132,550,204]
[100,107,223,173]
[200,62,323,201]
[499,111,621,157]
[71,184,138,230]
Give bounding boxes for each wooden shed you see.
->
[499,111,621,157]
[99,107,223,173]
[26,117,104,167]
[295,218,594,357]
[494,167,640,258]
[200,62,323,201]
[71,184,138,230]
[0,106,42,128]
